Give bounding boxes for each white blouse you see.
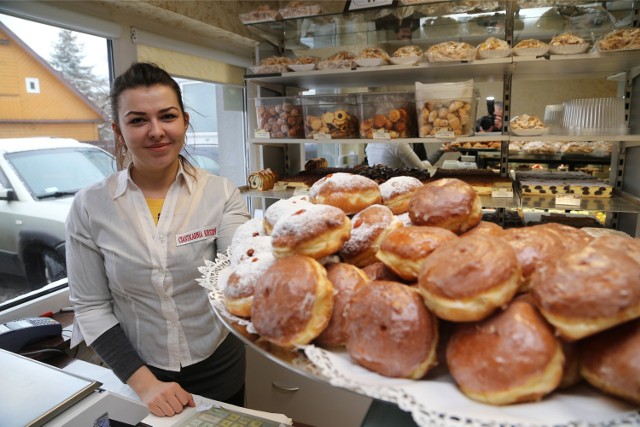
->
[66,164,250,371]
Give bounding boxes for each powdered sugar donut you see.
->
[263,195,313,235]
[231,218,266,250]
[345,280,439,379]
[339,204,403,267]
[230,235,272,267]
[309,172,381,215]
[224,251,276,318]
[379,176,423,215]
[252,255,334,348]
[271,203,351,260]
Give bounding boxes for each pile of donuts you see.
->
[224,172,640,407]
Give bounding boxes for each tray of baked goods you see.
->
[200,172,640,427]
[245,159,513,196]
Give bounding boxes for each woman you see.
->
[365,142,432,170]
[65,62,250,417]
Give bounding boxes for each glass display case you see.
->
[242,0,640,234]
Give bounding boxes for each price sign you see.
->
[555,194,581,207]
[434,127,455,138]
[254,129,270,139]
[313,132,332,140]
[492,187,513,198]
[372,129,391,139]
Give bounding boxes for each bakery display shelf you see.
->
[508,134,640,143]
[245,58,512,89]
[240,186,520,209]
[478,152,612,168]
[239,186,302,200]
[511,50,640,80]
[202,257,640,427]
[249,134,510,146]
[517,191,640,213]
[245,50,640,88]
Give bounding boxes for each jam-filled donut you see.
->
[580,319,640,405]
[446,297,564,405]
[418,234,522,322]
[315,263,369,347]
[338,204,402,267]
[263,195,312,235]
[379,176,423,215]
[309,172,382,215]
[252,255,334,348]
[530,239,640,341]
[376,226,457,281]
[230,235,272,267]
[271,203,351,260]
[230,217,266,249]
[224,251,276,318]
[408,178,482,234]
[345,280,438,379]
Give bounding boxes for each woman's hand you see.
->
[127,366,195,417]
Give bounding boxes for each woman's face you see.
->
[113,84,189,173]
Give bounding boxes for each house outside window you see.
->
[25,77,40,93]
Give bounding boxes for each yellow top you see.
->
[146,198,164,225]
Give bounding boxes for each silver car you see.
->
[0,137,116,290]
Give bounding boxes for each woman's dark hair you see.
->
[110,62,194,174]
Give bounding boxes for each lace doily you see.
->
[199,253,640,427]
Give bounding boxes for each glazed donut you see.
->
[500,224,564,292]
[538,222,593,250]
[379,176,423,215]
[309,172,382,215]
[580,319,640,405]
[530,240,640,341]
[230,235,272,267]
[345,280,438,379]
[361,261,404,282]
[446,297,564,405]
[338,204,403,267]
[315,263,369,347]
[408,178,482,234]
[559,340,581,389]
[460,221,504,238]
[251,255,334,348]
[263,195,312,235]
[376,226,457,281]
[224,251,276,318]
[589,234,640,265]
[271,203,351,260]
[418,234,522,322]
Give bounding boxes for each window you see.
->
[0,14,111,306]
[25,77,40,93]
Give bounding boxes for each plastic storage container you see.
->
[415,80,478,137]
[302,94,359,139]
[357,92,417,138]
[254,96,304,138]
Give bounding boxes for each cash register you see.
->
[0,349,148,426]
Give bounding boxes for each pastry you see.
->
[418,234,522,322]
